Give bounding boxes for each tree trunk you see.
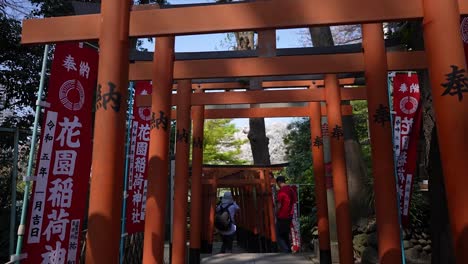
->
[418,70,455,263]
[309,27,370,224]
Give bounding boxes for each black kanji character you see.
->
[312,136,323,148]
[31,227,39,237]
[44,133,53,142]
[441,65,468,101]
[102,82,122,112]
[38,167,47,177]
[193,137,203,149]
[331,125,344,140]
[32,214,41,225]
[34,201,42,210]
[69,242,78,250]
[151,111,169,131]
[41,153,49,160]
[373,104,391,127]
[47,120,55,130]
[176,129,189,143]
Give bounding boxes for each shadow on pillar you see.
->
[188,248,201,264]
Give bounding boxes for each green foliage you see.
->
[283,118,317,242]
[283,118,312,180]
[0,13,44,124]
[202,119,247,165]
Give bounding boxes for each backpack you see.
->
[214,203,234,231]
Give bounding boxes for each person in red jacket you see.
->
[275,176,297,253]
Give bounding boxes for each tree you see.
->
[202,119,247,165]
[0,12,44,125]
[309,26,371,223]
[216,0,271,166]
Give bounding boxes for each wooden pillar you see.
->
[309,98,332,263]
[171,80,192,264]
[85,0,130,263]
[422,0,468,261]
[362,23,403,264]
[264,170,277,251]
[206,178,217,253]
[325,74,353,264]
[201,184,209,253]
[189,90,205,264]
[143,36,175,264]
[259,170,269,252]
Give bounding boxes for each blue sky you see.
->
[146,0,310,127]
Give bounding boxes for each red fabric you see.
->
[393,73,422,227]
[277,185,297,219]
[125,81,152,234]
[23,42,98,263]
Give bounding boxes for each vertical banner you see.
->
[392,73,422,227]
[290,185,301,253]
[23,42,98,263]
[125,81,152,234]
[462,17,468,65]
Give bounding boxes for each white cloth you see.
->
[216,201,240,235]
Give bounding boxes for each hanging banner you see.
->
[23,42,98,263]
[290,185,301,253]
[392,73,422,227]
[125,81,152,234]
[462,17,468,65]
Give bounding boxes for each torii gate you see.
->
[19,0,468,264]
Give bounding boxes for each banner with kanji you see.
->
[290,185,301,253]
[125,81,152,234]
[392,73,422,227]
[462,17,468,65]
[23,42,98,263]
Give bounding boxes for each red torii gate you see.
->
[18,0,468,264]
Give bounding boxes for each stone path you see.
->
[201,242,315,263]
[202,253,314,264]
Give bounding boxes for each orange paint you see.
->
[142,36,175,264]
[362,23,402,264]
[85,0,130,263]
[171,80,192,264]
[325,74,353,264]
[309,100,331,254]
[422,0,468,261]
[189,89,204,262]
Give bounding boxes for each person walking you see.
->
[215,192,240,253]
[275,176,297,253]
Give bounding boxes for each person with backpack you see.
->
[215,191,240,253]
[275,176,297,253]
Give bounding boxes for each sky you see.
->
[145,0,310,128]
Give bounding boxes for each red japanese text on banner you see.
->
[23,42,98,263]
[462,17,468,65]
[125,81,152,234]
[392,73,422,227]
[290,185,301,253]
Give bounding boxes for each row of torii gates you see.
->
[199,164,286,256]
[20,0,468,263]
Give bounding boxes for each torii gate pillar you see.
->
[325,74,353,264]
[143,36,175,264]
[422,0,468,262]
[309,94,332,263]
[362,23,402,264]
[85,0,130,263]
[171,80,192,264]
[189,89,205,264]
